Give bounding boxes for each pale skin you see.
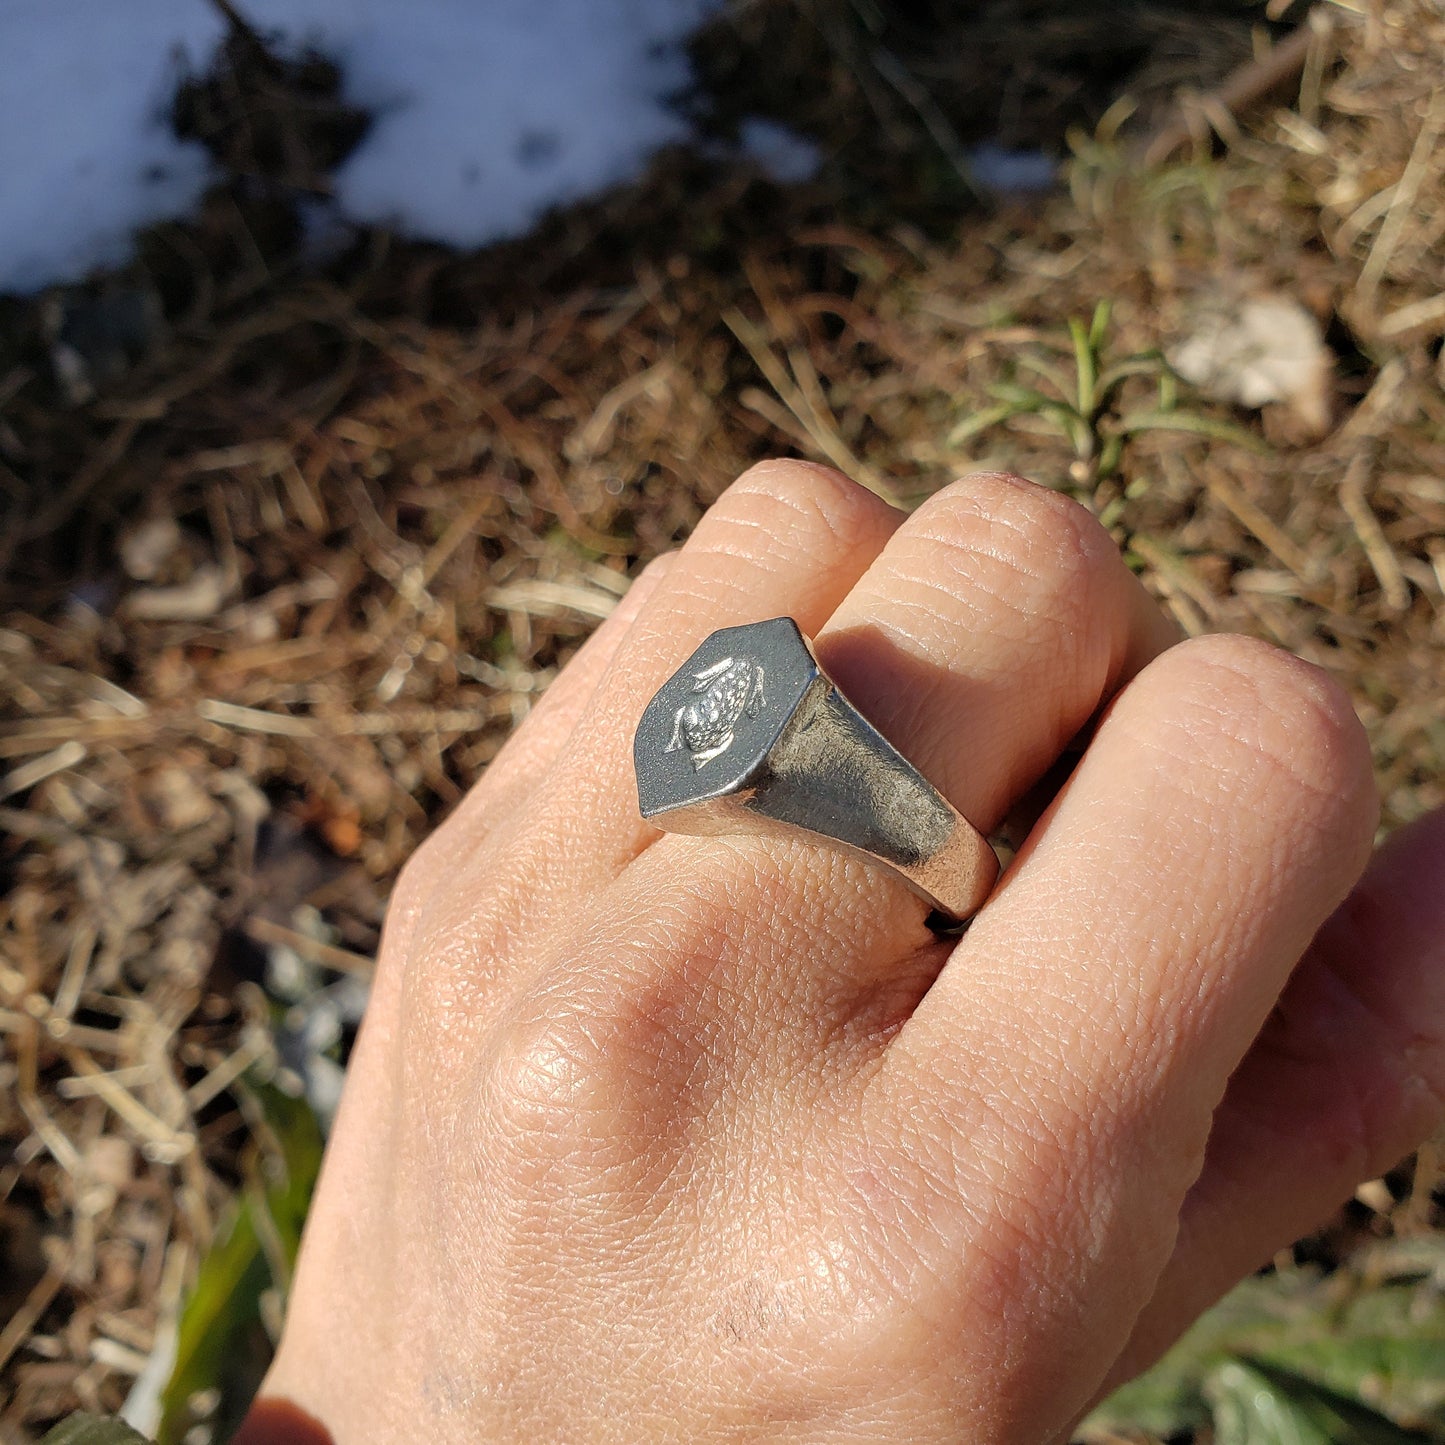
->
[250,464,1445,1443]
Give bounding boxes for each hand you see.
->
[249,464,1445,1443]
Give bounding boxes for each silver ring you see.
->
[633,617,999,929]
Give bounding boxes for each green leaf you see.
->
[1080,1250,1445,1445]
[1208,1359,1338,1445]
[1211,1359,1434,1445]
[946,401,1026,447]
[1088,298,1114,352]
[1094,354,1166,408]
[986,380,1062,411]
[1015,350,1079,404]
[157,1081,324,1445]
[1065,412,1095,460]
[1250,1265,1445,1430]
[1097,433,1125,481]
[1069,315,1098,416]
[41,1416,152,1445]
[1081,1275,1308,1439]
[1116,407,1270,452]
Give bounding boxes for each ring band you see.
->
[633,617,999,928]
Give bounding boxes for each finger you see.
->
[813,472,1179,834]
[598,473,1180,1016]
[631,473,1178,932]
[868,635,1378,1440]
[1104,804,1445,1390]
[545,473,1186,1102]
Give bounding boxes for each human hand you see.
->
[248,464,1445,1443]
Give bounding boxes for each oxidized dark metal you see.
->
[634,617,999,927]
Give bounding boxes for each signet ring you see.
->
[633,617,1000,930]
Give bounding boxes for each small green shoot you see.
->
[948,300,1267,486]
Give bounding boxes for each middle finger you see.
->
[813,470,1179,835]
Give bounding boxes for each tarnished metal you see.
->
[634,617,999,928]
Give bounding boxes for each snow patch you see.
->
[737,119,823,185]
[0,0,217,294]
[966,143,1056,195]
[274,0,719,246]
[0,0,723,295]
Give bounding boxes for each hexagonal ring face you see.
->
[634,617,820,817]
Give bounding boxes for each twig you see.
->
[865,45,981,200]
[51,921,97,1022]
[724,309,899,505]
[1340,449,1411,612]
[185,1032,274,1112]
[19,1094,84,1176]
[0,1255,70,1374]
[484,579,619,621]
[1355,88,1445,311]
[1128,535,1217,634]
[204,0,284,74]
[195,699,318,737]
[62,1049,194,1158]
[244,916,375,977]
[1206,469,1323,585]
[0,740,87,799]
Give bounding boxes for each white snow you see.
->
[736,118,822,186]
[0,0,725,295]
[966,143,1056,195]
[0,1,215,294]
[277,0,718,246]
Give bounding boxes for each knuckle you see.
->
[484,1007,603,1146]
[720,459,896,555]
[388,830,449,931]
[389,809,502,940]
[1173,634,1364,764]
[635,548,679,586]
[479,979,697,1193]
[906,472,1118,627]
[1136,634,1377,831]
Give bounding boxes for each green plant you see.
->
[948,300,1266,486]
[1080,1236,1445,1443]
[157,1079,324,1445]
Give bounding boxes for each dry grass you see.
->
[1,0,1443,1437]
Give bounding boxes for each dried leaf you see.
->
[1167,294,1333,438]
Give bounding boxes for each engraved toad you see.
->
[666,656,766,769]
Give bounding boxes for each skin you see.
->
[246,463,1445,1444]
